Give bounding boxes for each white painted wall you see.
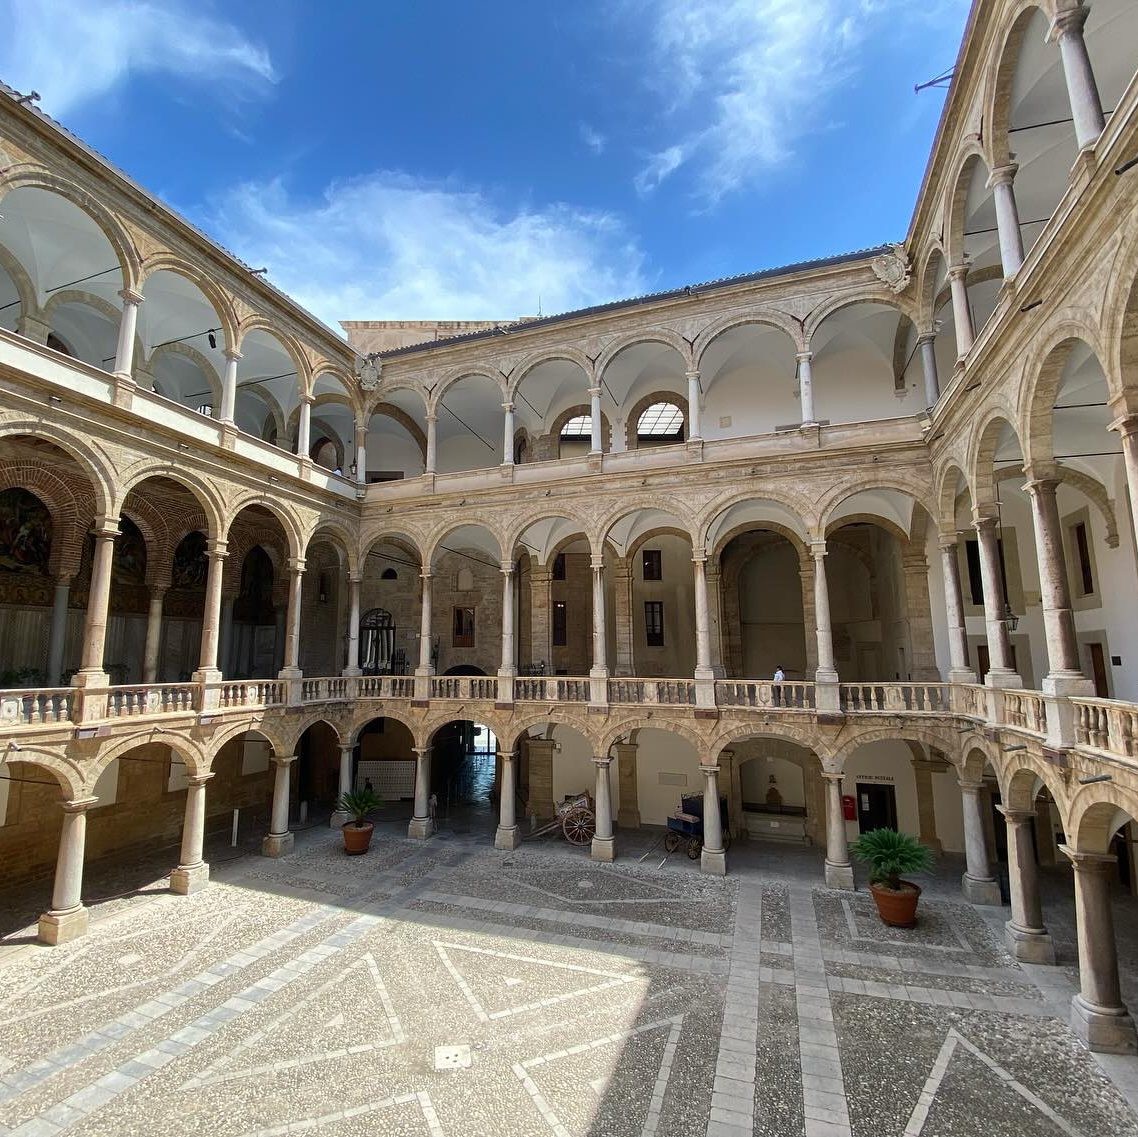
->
[633,727,702,826]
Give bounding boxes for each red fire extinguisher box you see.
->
[841,794,857,821]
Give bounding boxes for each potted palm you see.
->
[337,788,381,855]
[851,828,934,928]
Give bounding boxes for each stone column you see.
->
[76,518,119,685]
[530,566,552,670]
[797,351,816,425]
[1050,7,1106,150]
[988,164,1025,277]
[417,571,434,674]
[901,550,940,680]
[612,558,634,677]
[171,773,213,895]
[959,779,1001,904]
[495,750,520,849]
[262,755,296,857]
[47,575,71,686]
[810,541,838,683]
[142,584,167,684]
[589,553,608,700]
[918,332,940,407]
[615,741,640,828]
[296,395,312,459]
[822,772,854,889]
[1062,847,1137,1053]
[409,747,434,838]
[192,540,228,687]
[1024,477,1085,682]
[686,369,702,440]
[591,757,615,862]
[1114,415,1138,566]
[279,557,305,678]
[425,412,438,474]
[799,558,818,673]
[501,401,515,465]
[499,561,516,678]
[693,552,714,680]
[330,745,354,828]
[112,288,143,379]
[355,417,367,485]
[218,594,235,678]
[1000,807,1054,962]
[949,264,974,356]
[38,797,97,944]
[527,738,556,820]
[973,514,1020,686]
[343,573,362,676]
[940,537,977,682]
[700,765,726,875]
[588,386,603,454]
[910,756,944,854]
[220,349,240,424]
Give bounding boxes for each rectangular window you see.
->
[452,606,475,648]
[965,537,1009,606]
[645,601,664,647]
[552,601,567,646]
[552,553,566,581]
[642,549,662,581]
[1073,522,1095,595]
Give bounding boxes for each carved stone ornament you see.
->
[355,353,382,390]
[871,244,912,294]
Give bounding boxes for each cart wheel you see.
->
[686,837,702,860]
[663,832,681,853]
[562,808,596,845]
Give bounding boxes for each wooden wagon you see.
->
[528,792,596,844]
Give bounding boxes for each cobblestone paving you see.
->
[0,832,1137,1137]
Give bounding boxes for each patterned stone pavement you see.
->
[1,826,1137,1137]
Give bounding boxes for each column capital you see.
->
[1049,5,1089,42]
[412,746,432,758]
[187,772,215,787]
[287,556,306,575]
[91,517,121,540]
[972,510,1000,532]
[497,750,516,762]
[809,538,827,559]
[916,330,937,346]
[685,368,701,381]
[420,569,433,582]
[938,532,961,551]
[118,287,145,306]
[821,770,845,784]
[500,560,516,575]
[957,778,985,794]
[298,392,314,407]
[691,549,707,566]
[1109,413,1138,439]
[501,401,515,413]
[62,797,99,813]
[590,553,605,571]
[425,411,438,424]
[348,570,363,584]
[948,261,970,281]
[1021,475,1061,499]
[272,754,298,768]
[224,348,242,363]
[593,757,612,769]
[699,763,721,776]
[587,385,602,398]
[795,350,814,364]
[986,162,1019,189]
[1059,844,1116,870]
[997,805,1035,824]
[206,538,229,560]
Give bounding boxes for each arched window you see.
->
[559,413,592,459]
[381,567,398,580]
[560,414,591,438]
[636,402,684,444]
[360,607,396,674]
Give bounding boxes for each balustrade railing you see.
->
[105,684,197,718]
[716,681,815,709]
[429,676,500,701]
[840,683,950,713]
[515,676,590,702]
[216,680,286,709]
[998,689,1047,735]
[0,687,73,727]
[300,677,352,703]
[952,683,987,719]
[1073,697,1138,757]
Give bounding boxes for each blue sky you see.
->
[0,0,970,329]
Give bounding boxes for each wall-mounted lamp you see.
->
[1002,602,1019,632]
[268,475,279,484]
[963,380,982,393]
[1002,743,1027,753]
[1115,156,1138,176]
[1019,299,1043,314]
[250,267,269,276]
[1077,772,1114,785]
[178,442,190,452]
[48,394,62,405]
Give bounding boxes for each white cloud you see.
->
[580,123,607,156]
[205,173,648,326]
[0,0,276,116]
[634,0,968,202]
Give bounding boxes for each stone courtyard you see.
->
[2,824,1138,1137]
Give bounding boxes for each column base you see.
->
[825,861,855,890]
[38,905,88,945]
[408,816,435,840]
[948,668,979,685]
[962,872,1002,905]
[261,832,294,858]
[170,862,210,895]
[494,825,521,850]
[590,835,615,862]
[984,669,1023,690]
[329,810,351,829]
[701,847,726,876]
[1071,994,1138,1054]
[1004,920,1055,964]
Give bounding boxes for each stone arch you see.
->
[0,239,36,319]
[708,721,832,765]
[113,464,225,542]
[1068,782,1138,855]
[347,706,425,749]
[936,462,974,532]
[504,712,601,756]
[137,254,240,348]
[431,365,506,411]
[508,347,593,398]
[88,733,209,783]
[0,166,142,290]
[222,496,306,561]
[597,717,706,761]
[804,291,916,343]
[235,318,312,388]
[547,403,613,453]
[0,421,117,518]
[147,341,224,406]
[624,389,690,450]
[422,518,504,568]
[697,488,816,550]
[360,529,426,566]
[1000,755,1068,816]
[367,404,428,462]
[595,503,697,556]
[370,380,429,419]
[282,713,348,755]
[816,481,937,539]
[594,328,692,377]
[0,462,92,576]
[306,519,358,576]
[945,144,992,265]
[6,748,86,800]
[693,311,805,366]
[832,724,960,774]
[206,723,287,767]
[917,241,949,329]
[969,408,1025,508]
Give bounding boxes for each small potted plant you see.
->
[851,828,934,928]
[337,788,381,855]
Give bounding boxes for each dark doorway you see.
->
[856,782,897,832]
[1088,642,1109,698]
[976,643,1018,682]
[444,665,486,676]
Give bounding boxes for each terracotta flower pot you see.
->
[869,880,921,928]
[342,821,374,855]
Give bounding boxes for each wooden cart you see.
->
[663,793,731,859]
[528,792,596,845]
